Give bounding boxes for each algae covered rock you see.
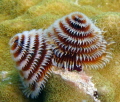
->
[0,0,120,102]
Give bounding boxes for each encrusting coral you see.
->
[0,0,120,102]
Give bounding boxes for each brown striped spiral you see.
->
[46,12,112,71]
[9,29,53,98]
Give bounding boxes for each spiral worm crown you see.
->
[9,29,52,98]
[46,12,112,71]
[9,12,112,99]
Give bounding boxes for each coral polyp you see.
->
[9,29,53,98]
[46,12,112,71]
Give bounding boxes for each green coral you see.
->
[0,0,41,21]
[0,0,120,102]
[93,12,120,52]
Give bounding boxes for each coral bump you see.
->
[9,29,53,98]
[46,12,112,71]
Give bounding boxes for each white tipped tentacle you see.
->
[46,12,112,71]
[9,29,53,99]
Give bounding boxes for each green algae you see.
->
[0,0,120,102]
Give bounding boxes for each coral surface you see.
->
[0,0,120,102]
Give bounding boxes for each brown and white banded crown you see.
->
[9,29,53,98]
[46,12,112,71]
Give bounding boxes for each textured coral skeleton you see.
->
[52,68,100,102]
[9,12,112,101]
